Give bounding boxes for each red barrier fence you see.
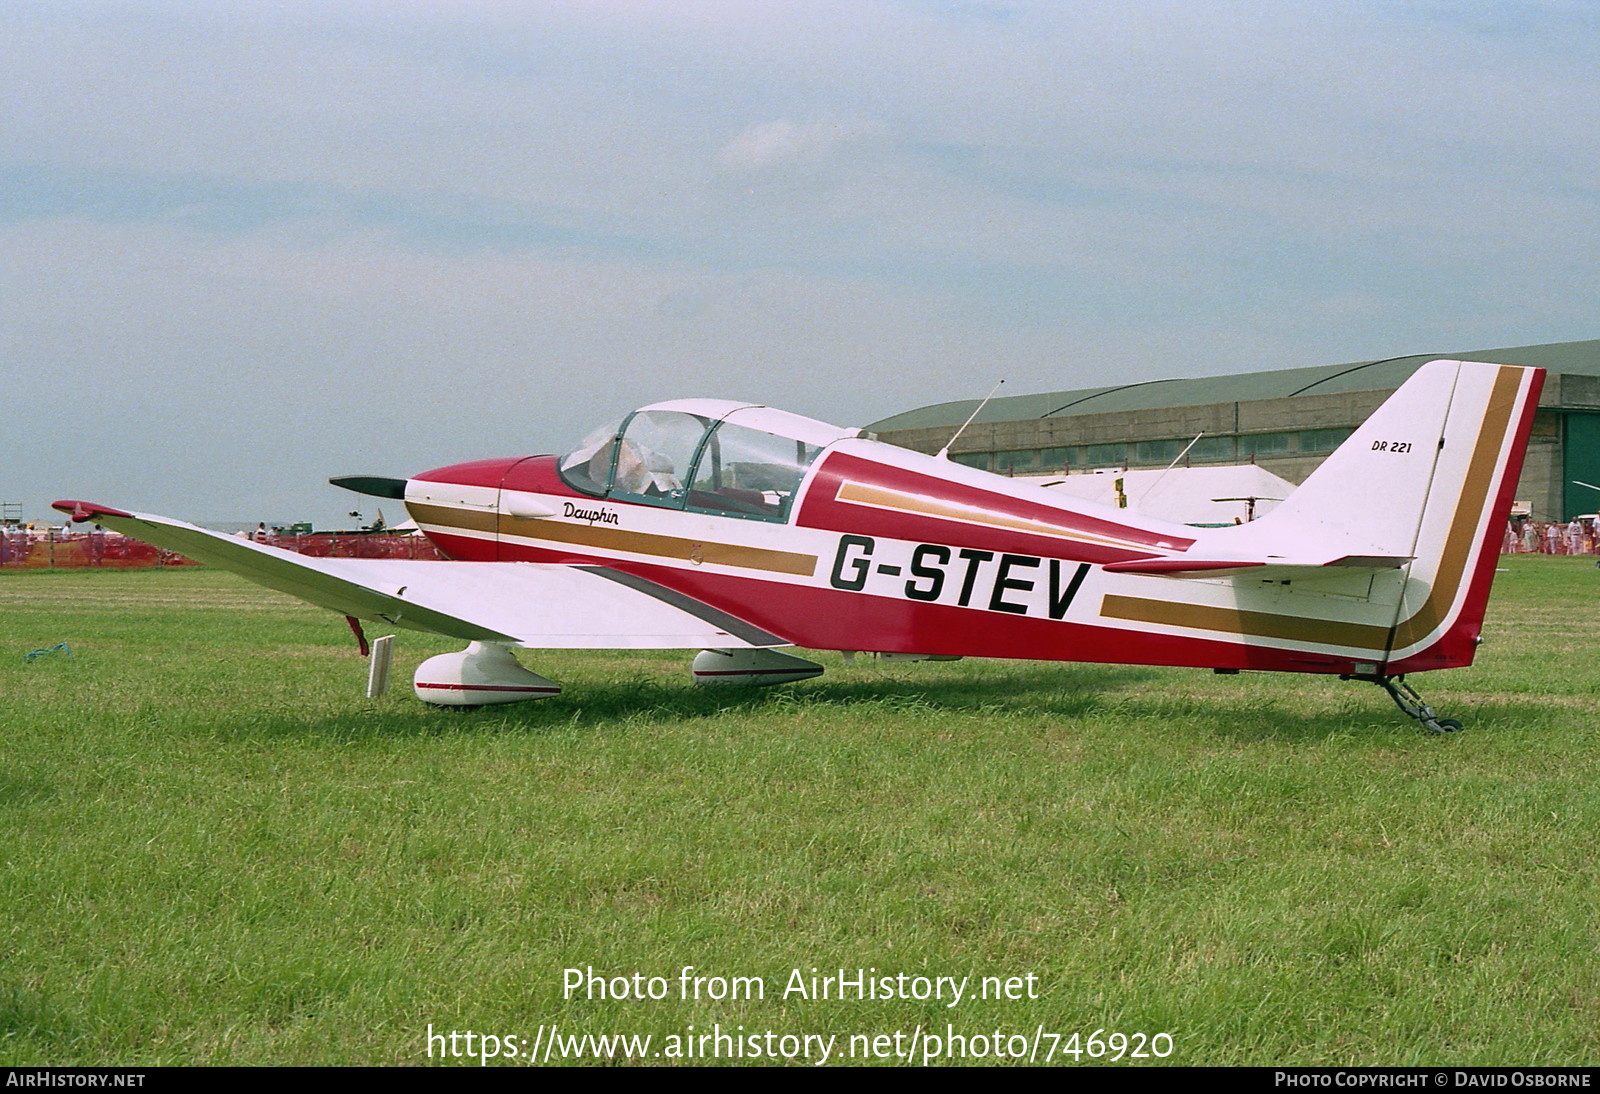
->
[0,530,445,569]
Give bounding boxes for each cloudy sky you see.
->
[4,1,1597,526]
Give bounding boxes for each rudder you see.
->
[1382,361,1542,670]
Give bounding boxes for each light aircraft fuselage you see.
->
[55,359,1543,729]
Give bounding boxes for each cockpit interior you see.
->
[558,400,858,522]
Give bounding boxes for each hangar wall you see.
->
[869,341,1600,522]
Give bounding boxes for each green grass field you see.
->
[2,557,1597,1066]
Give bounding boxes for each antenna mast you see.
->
[936,379,1005,461]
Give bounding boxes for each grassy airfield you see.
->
[1,558,1597,1067]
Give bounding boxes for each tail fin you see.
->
[1248,359,1542,669]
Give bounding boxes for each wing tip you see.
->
[52,499,135,524]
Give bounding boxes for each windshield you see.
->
[557,417,624,495]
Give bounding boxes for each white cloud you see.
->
[716,118,887,173]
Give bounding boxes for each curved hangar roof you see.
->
[867,339,1600,432]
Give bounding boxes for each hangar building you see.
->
[866,339,1600,522]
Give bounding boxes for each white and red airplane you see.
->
[56,359,1541,732]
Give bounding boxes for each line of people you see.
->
[1503,518,1600,555]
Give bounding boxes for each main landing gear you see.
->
[412,642,562,706]
[1344,672,1463,734]
[690,648,825,687]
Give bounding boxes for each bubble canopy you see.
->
[557,400,860,522]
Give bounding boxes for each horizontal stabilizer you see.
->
[1102,553,1411,578]
[51,500,784,649]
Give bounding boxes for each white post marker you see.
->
[366,634,394,698]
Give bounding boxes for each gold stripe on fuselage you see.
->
[407,502,819,577]
[1098,596,1395,650]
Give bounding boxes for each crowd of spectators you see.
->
[1502,517,1600,555]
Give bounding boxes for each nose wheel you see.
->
[1344,672,1462,734]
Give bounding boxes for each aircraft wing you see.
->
[51,501,786,649]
